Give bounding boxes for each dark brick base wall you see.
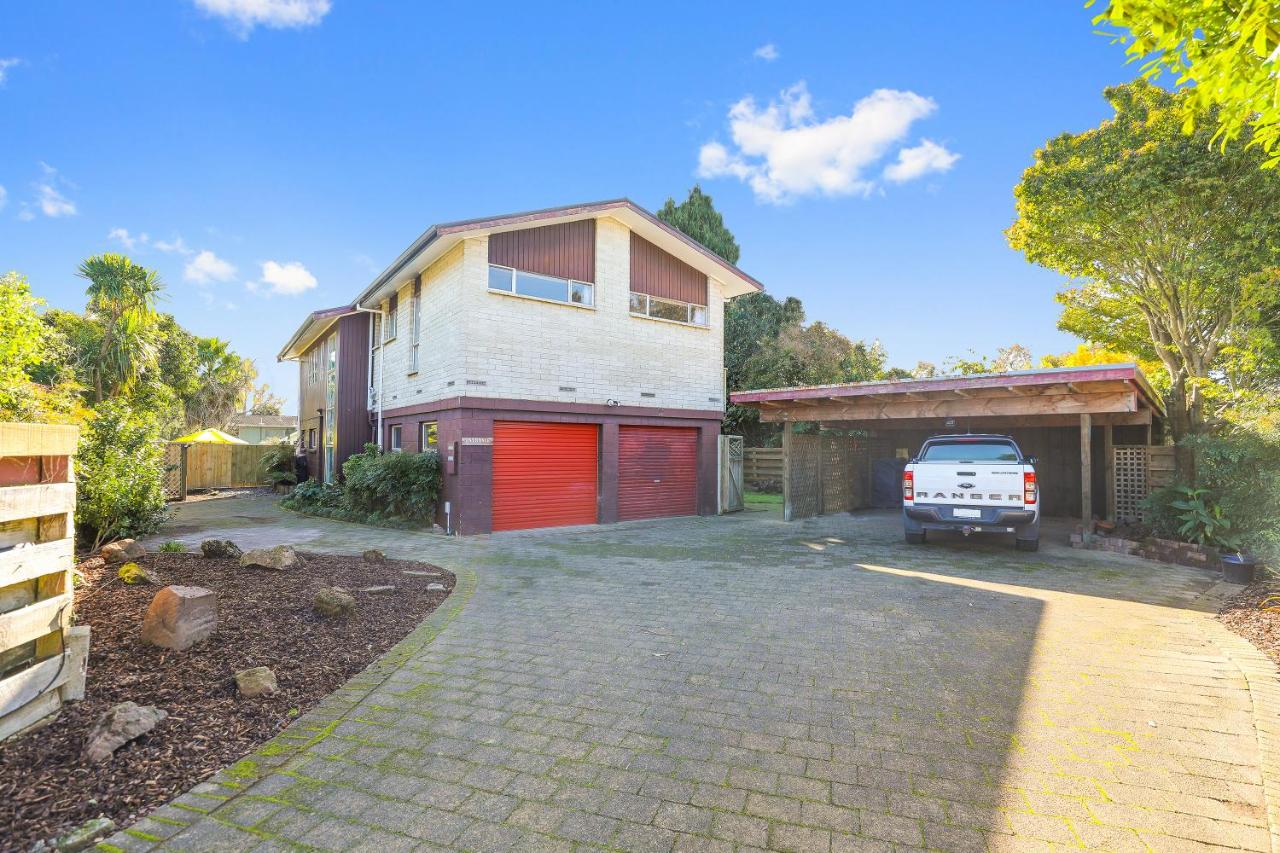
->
[379,397,722,534]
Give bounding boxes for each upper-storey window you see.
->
[488,264,594,307]
[383,293,398,341]
[629,232,709,327]
[409,279,421,373]
[629,293,708,326]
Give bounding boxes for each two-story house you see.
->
[278,199,763,534]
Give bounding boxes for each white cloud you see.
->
[0,58,21,86]
[193,0,331,34]
[753,43,779,62]
[17,207,34,221]
[184,250,238,284]
[36,183,76,217]
[258,260,316,295]
[153,236,192,255]
[883,139,959,183]
[696,81,955,203]
[108,227,151,251]
[0,186,7,211]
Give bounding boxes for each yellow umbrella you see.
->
[172,428,249,445]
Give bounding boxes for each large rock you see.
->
[83,702,166,762]
[240,544,302,571]
[235,666,278,698]
[313,586,356,618]
[117,561,161,585]
[201,538,242,559]
[100,539,145,565]
[141,585,217,651]
[362,549,386,563]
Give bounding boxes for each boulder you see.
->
[427,582,446,591]
[313,586,356,618]
[141,585,217,651]
[201,538,242,559]
[235,666,278,698]
[83,702,166,762]
[117,561,161,585]
[240,544,302,571]
[50,816,116,851]
[362,549,386,563]
[100,539,145,565]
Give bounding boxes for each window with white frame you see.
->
[388,424,402,452]
[629,292,708,326]
[487,264,593,307]
[409,289,421,373]
[420,421,437,449]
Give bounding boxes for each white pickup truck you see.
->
[902,434,1040,551]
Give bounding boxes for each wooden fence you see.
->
[168,442,277,497]
[0,422,89,742]
[743,447,784,486]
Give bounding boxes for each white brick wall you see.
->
[376,215,726,413]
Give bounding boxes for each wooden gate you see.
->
[718,435,744,514]
[1112,444,1176,523]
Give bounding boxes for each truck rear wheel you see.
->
[905,531,926,545]
[1015,538,1039,552]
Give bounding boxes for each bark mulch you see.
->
[1219,578,1280,667]
[0,549,454,851]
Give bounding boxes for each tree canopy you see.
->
[656,185,741,264]
[1007,80,1280,467]
[1092,0,1280,167]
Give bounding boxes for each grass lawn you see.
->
[745,490,783,509]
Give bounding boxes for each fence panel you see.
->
[180,443,275,491]
[718,435,744,514]
[743,447,783,486]
[0,422,89,742]
[1113,444,1176,524]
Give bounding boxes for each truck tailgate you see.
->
[912,464,1025,507]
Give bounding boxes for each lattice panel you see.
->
[1113,445,1149,523]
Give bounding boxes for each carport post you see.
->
[781,420,793,522]
[1103,424,1114,522]
[1080,413,1093,538]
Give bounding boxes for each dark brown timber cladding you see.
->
[630,232,708,304]
[487,219,595,282]
[298,338,327,480]
[335,313,371,473]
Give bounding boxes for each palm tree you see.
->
[184,338,254,429]
[76,254,163,402]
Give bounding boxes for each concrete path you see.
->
[103,496,1280,852]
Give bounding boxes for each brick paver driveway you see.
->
[106,495,1280,852]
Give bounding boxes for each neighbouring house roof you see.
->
[228,414,299,429]
[280,199,764,362]
[730,363,1165,429]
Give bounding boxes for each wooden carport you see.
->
[730,364,1166,528]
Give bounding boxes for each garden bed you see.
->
[0,548,454,850]
[1219,578,1280,668]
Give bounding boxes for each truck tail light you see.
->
[1024,471,1037,505]
[903,470,914,503]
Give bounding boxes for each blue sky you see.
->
[2,1,1138,411]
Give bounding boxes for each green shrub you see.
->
[342,443,441,524]
[1143,429,1280,562]
[259,441,297,486]
[158,540,186,553]
[280,444,442,528]
[76,399,168,550]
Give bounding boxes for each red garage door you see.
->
[492,422,598,531]
[618,426,699,521]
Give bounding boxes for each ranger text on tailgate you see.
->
[902,434,1040,551]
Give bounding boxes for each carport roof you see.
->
[730,364,1164,428]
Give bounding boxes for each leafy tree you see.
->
[77,254,162,402]
[911,361,938,379]
[1091,0,1280,167]
[1007,80,1280,476]
[0,272,80,422]
[183,338,255,429]
[656,185,740,264]
[248,383,285,416]
[943,345,1032,375]
[75,399,168,549]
